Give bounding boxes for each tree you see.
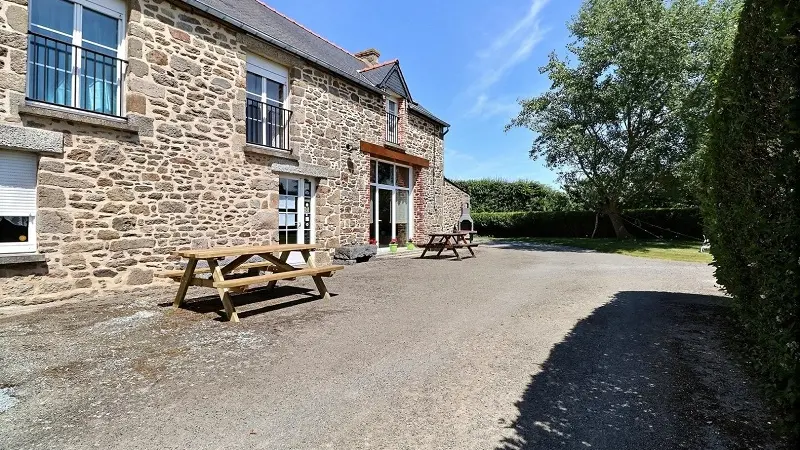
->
[508,0,741,238]
[703,0,799,432]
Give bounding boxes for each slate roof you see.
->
[181,0,449,126]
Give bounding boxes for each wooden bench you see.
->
[167,244,344,322]
[420,232,477,260]
[156,260,277,280]
[213,265,344,289]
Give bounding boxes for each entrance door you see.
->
[278,177,314,265]
[377,188,393,245]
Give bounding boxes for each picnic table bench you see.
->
[419,232,479,261]
[157,243,343,322]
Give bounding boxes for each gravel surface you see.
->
[0,244,787,449]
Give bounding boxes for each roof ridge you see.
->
[357,59,399,72]
[253,0,360,61]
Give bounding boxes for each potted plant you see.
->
[389,238,398,253]
[406,240,415,250]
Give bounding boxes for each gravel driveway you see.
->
[0,244,787,449]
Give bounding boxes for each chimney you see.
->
[355,48,380,66]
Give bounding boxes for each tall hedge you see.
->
[449,179,572,212]
[474,208,702,239]
[702,0,799,433]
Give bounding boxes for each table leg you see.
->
[302,249,331,300]
[450,237,463,261]
[435,236,448,257]
[173,257,198,308]
[420,236,436,258]
[264,251,292,289]
[207,258,239,323]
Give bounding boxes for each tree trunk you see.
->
[591,213,599,238]
[604,204,633,239]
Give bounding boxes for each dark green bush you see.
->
[702,0,799,434]
[449,179,572,212]
[474,208,702,239]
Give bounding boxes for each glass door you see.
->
[369,160,413,248]
[278,177,314,264]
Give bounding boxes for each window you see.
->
[386,98,399,144]
[278,177,314,246]
[369,160,413,246]
[246,55,291,150]
[26,0,127,116]
[0,151,37,254]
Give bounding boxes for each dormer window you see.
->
[386,97,400,144]
[246,55,291,150]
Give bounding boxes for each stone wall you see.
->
[442,179,470,231]
[0,0,450,306]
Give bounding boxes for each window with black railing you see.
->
[26,0,126,117]
[386,111,400,144]
[27,32,126,117]
[245,70,291,150]
[245,98,292,150]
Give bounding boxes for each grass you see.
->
[484,237,714,263]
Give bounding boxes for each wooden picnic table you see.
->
[158,243,343,322]
[419,232,479,261]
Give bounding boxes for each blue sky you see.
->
[265,0,582,186]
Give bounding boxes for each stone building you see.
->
[0,0,468,305]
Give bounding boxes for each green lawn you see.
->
[485,237,713,263]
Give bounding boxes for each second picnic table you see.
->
[159,243,344,322]
[419,231,478,261]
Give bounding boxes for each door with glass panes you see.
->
[278,177,314,265]
[369,160,412,247]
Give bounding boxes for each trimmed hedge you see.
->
[474,208,702,239]
[702,0,799,434]
[448,179,572,212]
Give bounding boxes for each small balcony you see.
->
[26,32,127,117]
[246,98,292,151]
[386,111,399,145]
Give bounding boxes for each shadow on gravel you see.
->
[498,291,785,450]
[161,286,330,320]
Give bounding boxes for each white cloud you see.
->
[464,0,549,118]
[466,94,520,120]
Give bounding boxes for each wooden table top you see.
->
[174,243,317,259]
[427,231,469,237]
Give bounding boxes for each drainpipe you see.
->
[441,126,450,139]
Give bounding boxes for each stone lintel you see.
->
[0,124,64,154]
[271,161,336,179]
[0,253,47,266]
[243,144,300,160]
[18,103,139,133]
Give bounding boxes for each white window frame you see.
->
[277,176,316,265]
[27,0,127,116]
[370,159,413,246]
[246,54,290,149]
[0,151,38,255]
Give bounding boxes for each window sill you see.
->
[0,253,46,266]
[18,102,139,133]
[243,144,299,161]
[384,140,405,151]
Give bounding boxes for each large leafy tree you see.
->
[508,0,741,237]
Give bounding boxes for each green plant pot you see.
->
[389,244,398,253]
[406,243,415,250]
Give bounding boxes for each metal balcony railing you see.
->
[246,98,292,150]
[26,32,127,117]
[386,111,399,144]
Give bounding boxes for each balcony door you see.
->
[27,0,126,116]
[246,55,289,150]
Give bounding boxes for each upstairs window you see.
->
[246,55,291,150]
[386,97,399,144]
[26,0,127,116]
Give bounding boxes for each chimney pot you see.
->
[355,48,380,66]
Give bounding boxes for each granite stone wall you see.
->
[0,0,452,306]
